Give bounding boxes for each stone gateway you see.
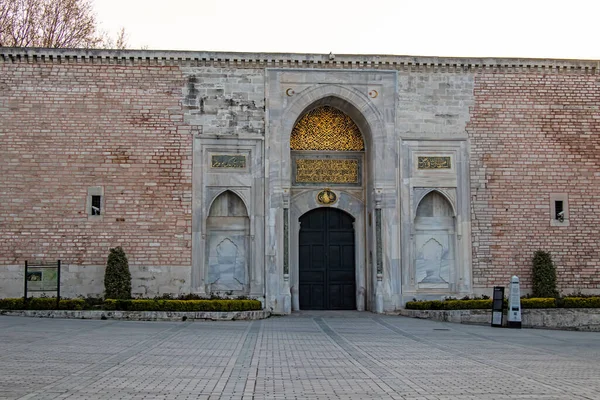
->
[1,48,599,314]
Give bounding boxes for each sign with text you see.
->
[491,286,505,327]
[211,154,246,169]
[295,159,359,184]
[507,275,522,329]
[24,261,61,307]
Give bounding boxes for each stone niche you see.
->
[400,139,472,301]
[206,191,250,293]
[414,191,455,289]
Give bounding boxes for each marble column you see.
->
[375,197,384,314]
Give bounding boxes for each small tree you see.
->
[104,246,131,299]
[532,250,558,298]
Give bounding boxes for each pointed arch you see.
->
[415,189,457,218]
[208,190,249,217]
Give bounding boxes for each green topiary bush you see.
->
[532,250,559,298]
[104,246,132,300]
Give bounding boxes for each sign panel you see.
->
[418,156,451,169]
[24,260,61,308]
[295,159,359,184]
[26,267,58,291]
[491,286,505,327]
[211,154,246,169]
[507,275,522,329]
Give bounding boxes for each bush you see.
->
[104,246,131,300]
[562,297,600,308]
[406,299,493,310]
[103,299,262,312]
[521,298,556,309]
[0,298,85,310]
[405,296,600,310]
[532,250,558,298]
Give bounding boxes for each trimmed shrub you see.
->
[521,298,556,309]
[406,299,493,310]
[103,299,262,312]
[0,298,85,310]
[104,246,131,300]
[562,297,600,308]
[532,250,558,298]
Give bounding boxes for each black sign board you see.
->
[24,260,61,308]
[491,286,504,327]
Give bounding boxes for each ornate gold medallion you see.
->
[317,189,337,205]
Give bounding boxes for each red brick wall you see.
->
[468,71,600,292]
[0,62,192,267]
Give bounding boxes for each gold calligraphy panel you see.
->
[417,156,451,170]
[296,159,359,184]
[211,154,246,169]
[290,106,364,151]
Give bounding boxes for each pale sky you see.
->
[93,0,599,60]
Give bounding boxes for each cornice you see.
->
[1,47,599,73]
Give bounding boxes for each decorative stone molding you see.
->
[2,47,599,73]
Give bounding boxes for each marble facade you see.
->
[188,68,473,313]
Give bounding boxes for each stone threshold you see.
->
[395,308,600,331]
[0,309,270,321]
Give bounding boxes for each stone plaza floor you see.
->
[0,312,599,400]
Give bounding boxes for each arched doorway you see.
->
[299,207,356,310]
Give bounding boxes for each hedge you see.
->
[560,297,600,308]
[520,298,556,309]
[0,298,262,312]
[103,299,262,312]
[405,299,492,310]
[0,298,85,310]
[405,297,600,310]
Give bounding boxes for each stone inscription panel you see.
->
[418,156,451,170]
[211,154,246,169]
[295,159,359,185]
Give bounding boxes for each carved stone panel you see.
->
[207,235,247,291]
[415,234,454,289]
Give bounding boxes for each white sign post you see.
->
[507,275,522,329]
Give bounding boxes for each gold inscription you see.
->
[211,155,246,169]
[296,159,359,184]
[418,156,451,169]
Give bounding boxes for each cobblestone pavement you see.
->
[1,312,599,400]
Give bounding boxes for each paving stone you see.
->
[0,312,599,399]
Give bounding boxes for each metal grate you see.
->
[290,106,364,151]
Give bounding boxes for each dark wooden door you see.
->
[299,207,356,310]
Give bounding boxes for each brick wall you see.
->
[0,62,192,268]
[468,71,600,292]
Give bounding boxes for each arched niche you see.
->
[206,190,250,294]
[414,191,456,290]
